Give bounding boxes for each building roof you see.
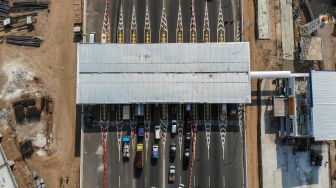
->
[76,43,251,104]
[280,0,294,60]
[310,71,336,141]
[0,145,18,188]
[257,0,270,39]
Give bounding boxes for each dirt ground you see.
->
[243,0,336,188]
[0,0,79,187]
[243,0,283,187]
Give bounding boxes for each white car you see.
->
[171,120,177,134]
[155,125,161,140]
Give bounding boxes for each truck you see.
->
[135,144,144,169]
[123,105,130,120]
[228,104,238,116]
[122,136,130,159]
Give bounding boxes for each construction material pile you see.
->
[11,1,49,12]
[0,0,10,17]
[5,35,41,47]
[0,12,37,32]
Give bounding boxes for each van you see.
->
[155,125,161,140]
[89,32,95,43]
[171,120,177,134]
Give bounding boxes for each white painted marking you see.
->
[223,175,226,187]
[118,144,121,162]
[180,175,181,184]
[193,176,195,187]
[145,139,148,161]
[208,176,210,187]
[162,143,166,188]
[119,175,120,187]
[208,146,210,160]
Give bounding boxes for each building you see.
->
[76,43,251,104]
[278,70,336,141]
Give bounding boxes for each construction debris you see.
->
[5,35,41,47]
[0,0,10,16]
[11,1,49,12]
[19,139,34,158]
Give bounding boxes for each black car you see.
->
[183,148,190,167]
[86,113,93,128]
[185,132,191,148]
[170,143,176,160]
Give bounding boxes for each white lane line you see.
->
[223,175,225,187]
[162,143,166,188]
[208,176,211,187]
[180,175,181,184]
[145,139,148,161]
[119,175,120,187]
[194,176,195,187]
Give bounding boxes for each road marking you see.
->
[130,5,137,43]
[162,145,166,188]
[193,176,195,187]
[223,176,225,187]
[208,176,210,187]
[117,3,124,43]
[180,175,181,184]
[119,175,120,187]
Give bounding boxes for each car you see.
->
[86,113,93,128]
[185,132,191,148]
[171,120,177,134]
[179,184,185,188]
[183,148,190,164]
[152,145,159,159]
[168,165,176,182]
[155,125,161,140]
[89,32,95,43]
[170,143,176,159]
[122,144,130,158]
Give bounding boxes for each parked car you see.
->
[171,120,177,134]
[155,125,161,140]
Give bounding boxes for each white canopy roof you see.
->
[76,43,251,104]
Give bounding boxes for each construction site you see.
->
[0,0,335,188]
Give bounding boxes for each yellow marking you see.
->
[191,31,196,43]
[118,31,123,43]
[204,31,209,43]
[131,31,137,43]
[218,31,224,42]
[160,32,167,43]
[145,31,150,44]
[177,31,183,43]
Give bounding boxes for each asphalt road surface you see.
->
[83,0,241,187]
[86,0,235,43]
[81,104,243,188]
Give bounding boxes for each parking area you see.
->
[81,104,243,188]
